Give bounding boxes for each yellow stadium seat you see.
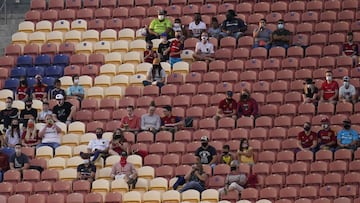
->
[59,168,77,181]
[111,40,129,53]
[86,87,104,99]
[255,200,272,203]
[47,31,64,44]
[66,156,83,168]
[111,75,129,87]
[94,75,112,87]
[0,89,14,102]
[160,62,171,75]
[64,30,82,43]
[55,121,67,134]
[181,50,195,63]
[127,154,142,168]
[173,61,189,74]
[35,123,46,131]
[48,157,67,170]
[182,189,200,203]
[59,76,74,89]
[80,133,96,145]
[55,145,73,159]
[219,201,232,203]
[76,41,93,55]
[36,146,53,160]
[129,40,146,52]
[18,21,35,33]
[71,19,87,32]
[29,31,47,45]
[78,75,93,90]
[123,51,141,65]
[82,30,99,43]
[111,179,129,194]
[105,52,123,66]
[201,189,219,203]
[100,64,117,76]
[102,132,113,141]
[73,145,89,156]
[105,155,120,167]
[237,200,251,203]
[36,20,52,32]
[53,20,70,33]
[94,157,104,169]
[12,32,29,45]
[123,191,142,203]
[100,29,117,42]
[149,177,168,192]
[143,191,161,203]
[129,74,146,86]
[92,179,110,193]
[32,99,43,110]
[104,86,123,99]
[162,190,181,203]
[118,28,135,41]
[96,167,112,180]
[137,166,155,180]
[68,121,86,134]
[151,38,161,51]
[135,28,146,40]
[12,100,24,110]
[61,134,80,147]
[0,101,6,111]
[136,62,152,75]
[118,63,135,76]
[94,41,111,54]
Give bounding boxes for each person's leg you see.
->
[91,150,102,162]
[156,82,165,89]
[143,80,152,86]
[145,33,158,43]
[180,181,205,193]
[228,182,244,193]
[0,170,3,182]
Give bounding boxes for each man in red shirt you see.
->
[161,105,182,133]
[317,117,337,152]
[320,71,339,104]
[32,74,47,101]
[169,31,184,67]
[120,106,140,133]
[214,91,238,121]
[297,122,317,153]
[143,41,158,64]
[237,89,258,119]
[343,32,358,66]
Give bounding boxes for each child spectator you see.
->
[144,41,158,64]
[208,17,221,39]
[158,33,171,62]
[16,80,29,101]
[220,145,234,165]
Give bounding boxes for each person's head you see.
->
[193,161,203,172]
[304,78,315,88]
[211,17,219,28]
[55,94,64,106]
[113,128,124,140]
[148,105,156,116]
[223,144,230,155]
[226,91,233,100]
[200,136,209,148]
[226,9,237,20]
[175,30,182,40]
[83,157,91,166]
[259,18,266,27]
[347,32,353,42]
[27,118,35,129]
[325,71,333,82]
[343,76,350,88]
[303,122,311,132]
[5,97,13,109]
[11,118,19,129]
[277,19,285,30]
[25,98,33,109]
[147,41,153,50]
[174,18,182,28]
[127,106,134,117]
[158,10,166,21]
[54,79,61,89]
[343,119,352,130]
[95,128,104,139]
[163,105,172,117]
[160,33,168,43]
[72,74,80,85]
[15,143,22,156]
[240,89,250,101]
[45,114,53,126]
[20,79,27,87]
[201,31,209,43]
[35,74,42,85]
[321,117,330,130]
[240,139,249,151]
[194,13,201,24]
[42,101,49,111]
[230,160,238,172]
[121,151,128,159]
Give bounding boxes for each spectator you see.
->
[188,13,207,38]
[110,151,138,189]
[9,144,29,172]
[3,119,22,157]
[337,119,359,151]
[218,161,247,197]
[195,136,217,168]
[141,105,161,134]
[220,145,234,165]
[37,101,52,123]
[343,32,358,66]
[158,33,171,62]
[320,71,339,104]
[180,162,208,193]
[208,17,221,39]
[219,9,247,41]
[20,98,37,127]
[49,79,66,100]
[147,10,173,42]
[143,41,158,64]
[253,18,272,50]
[193,31,215,62]
[237,139,254,165]
[32,74,47,101]
[120,106,141,133]
[214,91,237,122]
[339,76,357,103]
[172,18,187,39]
[297,122,317,153]
[67,74,85,101]
[302,78,319,104]
[16,79,29,101]
[143,58,166,88]
[85,128,110,162]
[0,149,9,182]
[37,114,62,150]
[169,31,184,67]
[271,19,291,49]
[160,105,182,133]
[0,97,19,130]
[317,118,337,152]
[109,128,130,155]
[77,154,96,183]
[21,118,40,148]
[237,89,258,119]
[52,94,76,125]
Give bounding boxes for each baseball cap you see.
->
[226,91,233,97]
[200,136,209,142]
[343,76,350,82]
[55,94,64,100]
[158,10,166,15]
[160,33,167,37]
[343,118,351,124]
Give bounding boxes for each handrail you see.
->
[0,0,7,24]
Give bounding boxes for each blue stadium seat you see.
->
[53,54,70,67]
[27,66,45,77]
[10,67,27,78]
[16,55,33,67]
[42,76,55,87]
[27,77,36,87]
[45,65,64,78]
[34,54,51,67]
[4,78,20,92]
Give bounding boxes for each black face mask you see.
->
[304,126,311,131]
[114,134,122,140]
[201,143,208,148]
[37,79,42,85]
[26,104,32,108]
[226,14,233,20]
[230,166,237,171]
[147,46,153,50]
[12,124,18,128]
[223,151,229,155]
[344,124,351,130]
[241,94,249,100]
[153,65,160,69]
[176,35,181,39]
[96,133,102,139]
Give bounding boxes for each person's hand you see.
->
[250,115,254,120]
[152,81,157,85]
[66,120,71,125]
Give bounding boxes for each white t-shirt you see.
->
[5,128,22,146]
[195,41,215,54]
[88,138,110,152]
[41,126,61,144]
[189,21,207,37]
[339,84,356,100]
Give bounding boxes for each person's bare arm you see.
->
[54,124,62,133]
[23,163,29,170]
[38,126,47,138]
[9,162,15,170]
[184,167,193,181]
[148,29,159,36]
[194,171,208,182]
[68,106,76,121]
[209,155,217,165]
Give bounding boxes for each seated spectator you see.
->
[302,78,319,104]
[109,128,130,155]
[20,98,37,127]
[85,128,110,162]
[237,139,254,165]
[141,105,161,134]
[237,89,258,119]
[37,101,52,123]
[9,144,29,172]
[169,31,184,67]
[297,122,317,153]
[52,94,76,125]
[179,162,208,193]
[37,114,62,150]
[253,18,272,50]
[188,13,207,38]
[3,119,22,157]
[208,17,221,39]
[143,58,166,88]
[271,19,291,49]
[144,41,158,64]
[219,9,247,41]
[317,118,337,152]
[220,145,234,165]
[343,32,358,66]
[337,119,359,151]
[16,79,30,101]
[77,154,96,183]
[0,97,19,130]
[49,79,66,100]
[158,33,171,62]
[67,74,85,101]
[172,18,187,39]
[21,119,40,148]
[110,151,138,189]
[120,106,141,133]
[193,31,215,63]
[160,105,182,133]
[218,161,247,197]
[339,76,357,103]
[214,91,237,121]
[195,136,217,168]
[320,71,339,104]
[0,149,9,182]
[146,10,172,42]
[32,74,47,101]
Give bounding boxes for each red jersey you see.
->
[169,39,183,58]
[21,130,40,145]
[343,42,358,56]
[237,98,258,117]
[110,140,129,154]
[298,131,317,148]
[120,115,140,130]
[321,81,339,100]
[17,86,28,100]
[161,115,181,126]
[144,50,158,63]
[33,84,47,100]
[317,129,336,145]
[218,99,237,114]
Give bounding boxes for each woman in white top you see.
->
[36,114,62,150]
[3,119,22,157]
[142,58,166,88]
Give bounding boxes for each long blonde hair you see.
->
[25,119,37,140]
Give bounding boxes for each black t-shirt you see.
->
[77,163,96,178]
[221,18,248,33]
[303,87,319,99]
[52,102,73,123]
[272,29,291,46]
[195,145,217,164]
[0,108,19,129]
[20,108,38,127]
[158,41,171,61]
[9,153,29,169]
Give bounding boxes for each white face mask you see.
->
[158,15,165,20]
[326,76,332,81]
[201,36,208,41]
[278,24,284,29]
[307,84,312,88]
[344,81,349,86]
[84,159,89,164]
[173,23,180,28]
[322,124,329,129]
[74,79,79,84]
[6,103,11,108]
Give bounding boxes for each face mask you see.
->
[12,124,18,128]
[344,124,351,129]
[201,142,208,148]
[96,133,102,139]
[15,149,21,154]
[278,24,284,29]
[74,79,79,84]
[147,45,153,50]
[344,81,349,86]
[326,76,332,81]
[322,124,329,129]
[26,104,32,108]
[6,103,11,108]
[201,36,208,41]
[226,14,232,20]
[161,38,167,42]
[158,15,165,21]
[230,166,237,171]
[84,159,89,164]
[120,156,127,167]
[304,126,311,131]
[176,34,181,39]
[307,84,312,88]
[114,134,122,140]
[173,23,180,28]
[223,151,229,155]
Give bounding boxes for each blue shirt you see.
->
[337,128,359,145]
[67,85,84,96]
